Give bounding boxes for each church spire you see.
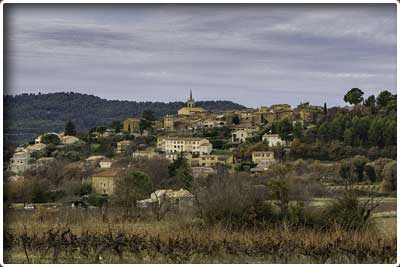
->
[187,89,195,108]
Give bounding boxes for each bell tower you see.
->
[187,89,195,108]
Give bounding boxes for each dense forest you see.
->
[4,92,246,145]
[280,89,397,161]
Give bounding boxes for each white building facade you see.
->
[157,137,212,156]
[262,134,284,147]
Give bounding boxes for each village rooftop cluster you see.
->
[6,91,327,209]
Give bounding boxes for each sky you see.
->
[4,4,397,108]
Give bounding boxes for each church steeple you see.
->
[187,89,195,108]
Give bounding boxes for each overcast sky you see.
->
[4,4,396,107]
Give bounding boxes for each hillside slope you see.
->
[4,92,246,145]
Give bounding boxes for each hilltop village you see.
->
[4,89,397,212]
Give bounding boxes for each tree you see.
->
[323,102,327,115]
[110,120,123,133]
[112,171,153,219]
[139,119,152,134]
[339,160,354,188]
[289,138,305,158]
[269,179,289,217]
[344,128,355,146]
[277,118,293,141]
[376,90,394,108]
[232,114,240,125]
[383,120,396,146]
[168,153,193,189]
[142,110,155,122]
[132,158,170,189]
[364,164,377,183]
[192,169,258,227]
[272,144,285,162]
[344,88,364,105]
[380,161,396,192]
[365,95,376,107]
[318,122,330,142]
[65,120,76,136]
[368,118,385,147]
[96,126,107,134]
[293,121,303,139]
[139,110,155,134]
[352,155,368,182]
[41,133,60,145]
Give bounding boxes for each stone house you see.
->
[262,133,284,147]
[123,118,141,133]
[150,188,194,212]
[192,154,234,167]
[163,115,175,130]
[91,169,121,195]
[252,151,275,166]
[116,140,133,154]
[8,149,31,174]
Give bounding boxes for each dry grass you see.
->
[4,208,397,264]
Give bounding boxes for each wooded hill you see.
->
[4,92,246,145]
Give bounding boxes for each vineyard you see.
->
[4,224,396,264]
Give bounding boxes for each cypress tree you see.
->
[65,120,76,136]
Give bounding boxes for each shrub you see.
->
[380,161,396,192]
[193,170,261,228]
[41,133,60,145]
[85,194,108,207]
[364,164,377,183]
[324,192,376,231]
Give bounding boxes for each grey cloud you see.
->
[4,4,396,107]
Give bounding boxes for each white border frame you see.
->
[0,1,398,266]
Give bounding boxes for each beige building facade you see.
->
[157,137,212,156]
[252,151,275,165]
[91,169,120,195]
[123,118,141,133]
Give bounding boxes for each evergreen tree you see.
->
[376,90,394,108]
[352,155,368,182]
[65,120,76,136]
[142,110,155,121]
[344,88,364,105]
[364,165,377,183]
[365,95,376,107]
[343,128,354,146]
[293,121,303,139]
[113,171,153,218]
[168,153,193,190]
[277,118,293,141]
[368,118,385,147]
[110,120,123,133]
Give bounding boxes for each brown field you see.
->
[3,204,397,264]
